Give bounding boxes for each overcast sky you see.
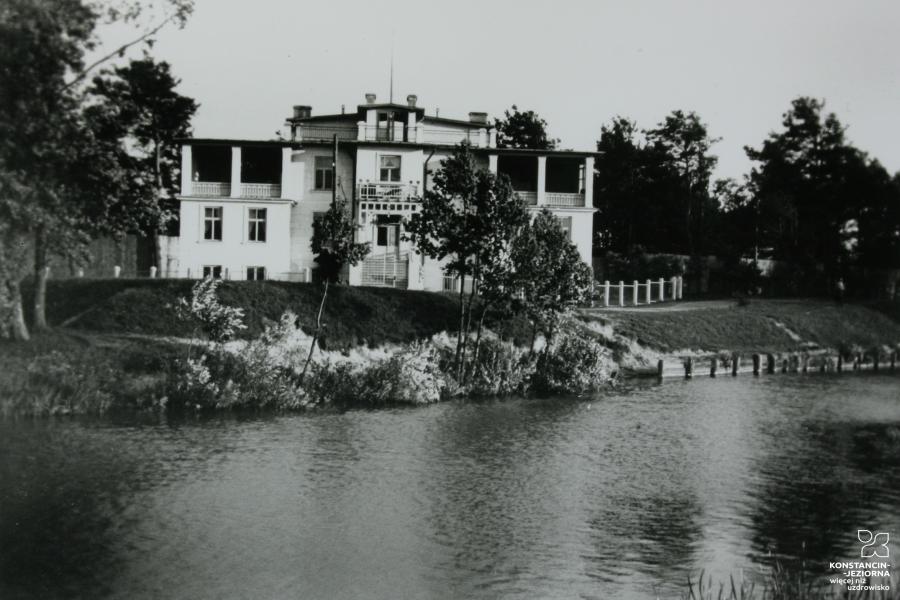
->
[104,0,900,180]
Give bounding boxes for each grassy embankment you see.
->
[3,280,900,414]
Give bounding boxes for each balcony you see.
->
[296,124,358,142]
[357,181,419,202]
[193,181,231,197]
[516,191,538,206]
[545,192,585,207]
[240,183,281,198]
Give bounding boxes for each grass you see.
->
[582,299,900,353]
[25,279,467,350]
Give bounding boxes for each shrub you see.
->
[531,329,616,395]
[465,337,535,396]
[174,277,247,344]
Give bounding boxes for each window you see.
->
[203,265,222,279]
[379,155,401,182]
[246,266,266,281]
[314,156,333,190]
[203,206,222,240]
[248,208,267,242]
[376,224,399,247]
[559,216,573,241]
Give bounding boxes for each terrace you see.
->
[182,144,284,199]
[494,154,593,208]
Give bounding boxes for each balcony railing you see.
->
[192,181,231,196]
[545,192,586,207]
[422,127,486,146]
[240,183,281,198]
[297,125,358,141]
[516,191,538,206]
[357,181,419,202]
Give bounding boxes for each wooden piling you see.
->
[657,359,664,379]
[818,358,826,374]
[873,351,879,373]
[891,351,897,371]
[837,355,843,373]
[684,357,693,379]
[766,354,775,374]
[854,353,862,371]
[782,358,788,373]
[801,355,808,373]
[731,352,740,377]
[710,358,717,378]
[752,354,761,376]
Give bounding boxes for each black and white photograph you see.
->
[1,1,899,598]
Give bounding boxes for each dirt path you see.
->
[581,300,736,314]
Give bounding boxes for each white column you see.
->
[488,154,498,174]
[281,147,292,200]
[407,113,416,142]
[180,145,192,196]
[478,128,487,148]
[537,156,547,206]
[365,109,377,140]
[488,129,497,148]
[583,156,594,208]
[357,121,366,141]
[230,146,241,198]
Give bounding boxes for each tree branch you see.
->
[63,14,176,91]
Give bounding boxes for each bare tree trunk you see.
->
[0,277,29,341]
[33,227,49,331]
[300,279,329,384]
[454,272,466,374]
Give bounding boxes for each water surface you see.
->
[1,375,899,599]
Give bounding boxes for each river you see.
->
[1,375,899,599]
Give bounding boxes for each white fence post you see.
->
[603,280,610,307]
[633,280,639,306]
[677,276,683,299]
[77,268,84,278]
[150,266,157,279]
[304,267,312,283]
[646,279,652,304]
[618,281,624,307]
[113,265,121,278]
[670,276,676,300]
[659,277,665,301]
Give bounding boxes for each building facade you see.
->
[174,93,598,291]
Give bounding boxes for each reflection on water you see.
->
[1,376,898,599]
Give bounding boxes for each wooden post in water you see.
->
[891,351,897,371]
[766,354,775,374]
[819,358,826,374]
[731,352,740,376]
[782,358,788,373]
[837,354,843,373]
[710,357,717,377]
[684,357,693,379]
[873,350,879,373]
[752,354,761,376]
[801,355,808,373]
[789,354,799,373]
[657,359,664,379]
[854,352,862,371]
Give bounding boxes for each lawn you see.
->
[581,299,900,353]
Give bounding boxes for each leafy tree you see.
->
[88,55,198,261]
[511,209,593,352]
[494,105,559,150]
[301,199,370,381]
[593,116,647,252]
[0,0,193,340]
[405,142,528,376]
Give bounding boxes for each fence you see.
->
[361,252,409,288]
[594,276,684,307]
[48,265,315,282]
[654,350,898,380]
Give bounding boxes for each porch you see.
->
[180,144,287,199]
[489,153,594,208]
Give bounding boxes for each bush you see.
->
[465,337,535,396]
[531,329,616,395]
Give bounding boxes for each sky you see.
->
[95,0,900,180]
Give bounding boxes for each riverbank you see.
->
[4,280,900,415]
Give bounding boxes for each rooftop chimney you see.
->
[293,105,312,119]
[468,111,488,124]
[406,94,418,108]
[365,93,377,104]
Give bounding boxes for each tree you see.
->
[301,200,370,381]
[494,105,559,150]
[0,0,194,339]
[88,55,198,263]
[511,209,593,352]
[405,143,529,377]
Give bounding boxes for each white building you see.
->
[174,93,598,291]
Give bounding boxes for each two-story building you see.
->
[174,93,598,292]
